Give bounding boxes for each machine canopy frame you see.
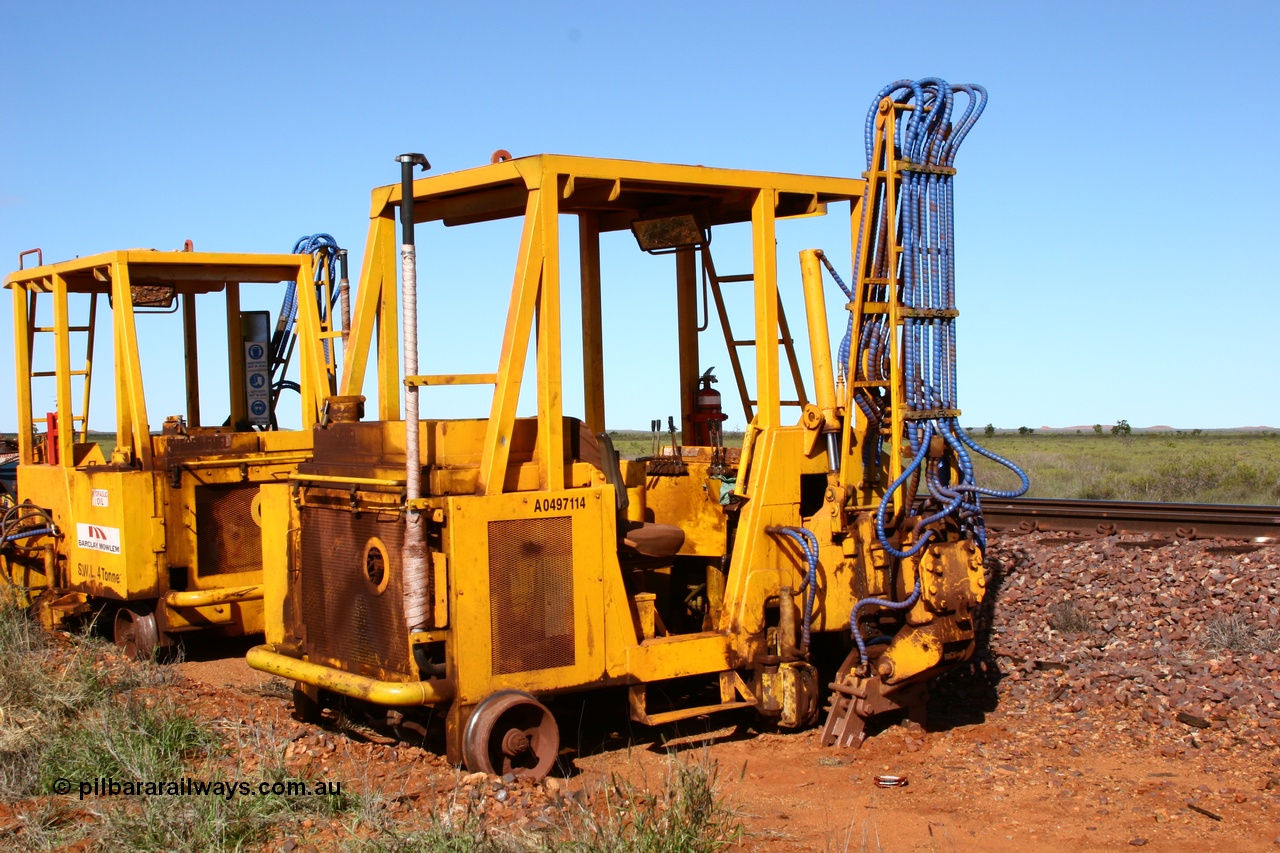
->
[339,154,865,495]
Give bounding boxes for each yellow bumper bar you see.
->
[163,584,264,608]
[246,645,454,706]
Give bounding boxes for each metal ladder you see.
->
[700,246,808,424]
[23,267,98,459]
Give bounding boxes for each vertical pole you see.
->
[292,258,328,427]
[376,220,402,422]
[396,152,431,634]
[182,292,201,427]
[751,189,780,429]
[799,250,838,422]
[801,249,840,471]
[79,293,98,443]
[51,274,74,466]
[883,106,905,513]
[112,260,151,469]
[13,285,33,464]
[578,214,605,435]
[478,191,543,496]
[225,282,246,429]
[110,281,134,463]
[675,248,699,444]
[338,248,351,348]
[535,173,564,491]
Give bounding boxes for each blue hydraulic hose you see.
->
[289,233,343,367]
[769,526,820,649]
[850,578,922,668]
[830,79,1028,669]
[292,233,342,293]
[859,80,1028,558]
[3,527,53,543]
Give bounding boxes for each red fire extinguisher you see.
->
[689,367,728,447]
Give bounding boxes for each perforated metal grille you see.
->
[488,517,575,675]
[195,485,261,578]
[300,507,412,678]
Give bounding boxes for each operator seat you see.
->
[596,433,685,559]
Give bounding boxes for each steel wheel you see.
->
[113,606,158,661]
[462,690,559,780]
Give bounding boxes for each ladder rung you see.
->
[731,339,791,348]
[746,400,803,407]
[318,330,344,339]
[32,326,91,333]
[31,370,88,378]
[404,373,498,387]
[717,274,754,283]
[847,302,894,313]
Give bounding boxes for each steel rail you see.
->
[981,497,1280,543]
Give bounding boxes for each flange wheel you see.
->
[462,690,559,780]
[113,605,159,661]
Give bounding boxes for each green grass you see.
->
[561,756,740,853]
[603,428,1280,505]
[353,754,740,853]
[0,605,359,852]
[0,604,740,853]
[970,432,1280,504]
[13,427,1278,505]
[605,431,744,460]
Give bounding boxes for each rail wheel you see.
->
[462,690,559,780]
[113,605,159,661]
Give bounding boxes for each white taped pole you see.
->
[338,249,351,348]
[396,153,430,634]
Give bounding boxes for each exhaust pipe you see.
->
[396,152,431,633]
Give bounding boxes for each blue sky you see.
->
[3,1,1277,432]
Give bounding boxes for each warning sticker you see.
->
[76,523,122,555]
[245,341,271,426]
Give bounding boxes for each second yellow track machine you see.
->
[3,242,347,657]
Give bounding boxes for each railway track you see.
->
[982,497,1280,543]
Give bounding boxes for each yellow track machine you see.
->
[3,244,345,657]
[249,79,1026,777]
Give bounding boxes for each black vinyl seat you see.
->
[596,433,685,559]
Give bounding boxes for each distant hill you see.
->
[1034,425,1276,434]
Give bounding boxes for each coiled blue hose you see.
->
[838,79,1029,668]
[289,234,343,365]
[267,233,345,384]
[292,233,342,290]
